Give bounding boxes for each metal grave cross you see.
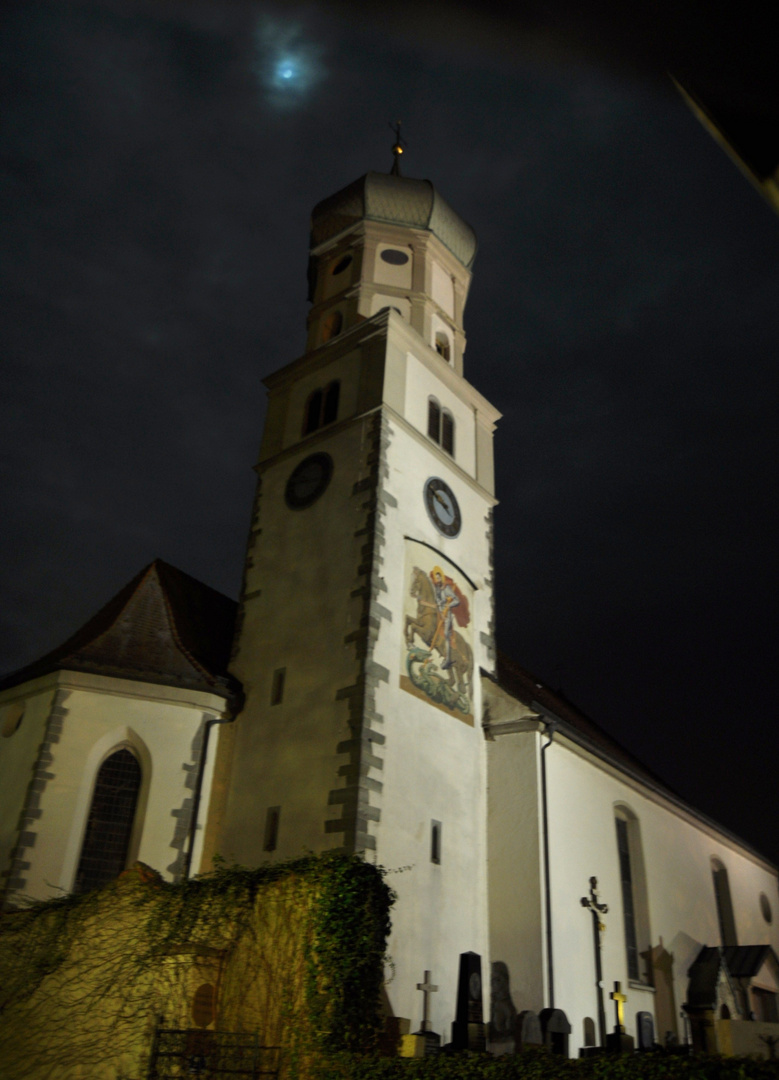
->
[610,982,628,1033]
[580,876,609,1047]
[416,970,438,1032]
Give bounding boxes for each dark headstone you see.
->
[606,1030,635,1053]
[539,1008,571,1056]
[637,1011,655,1050]
[516,1010,543,1048]
[489,962,517,1041]
[451,952,486,1051]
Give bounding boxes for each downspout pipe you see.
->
[540,717,557,1009]
[183,702,239,880]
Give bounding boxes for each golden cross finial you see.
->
[610,981,628,1031]
[389,119,406,176]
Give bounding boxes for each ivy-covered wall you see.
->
[0,853,394,1079]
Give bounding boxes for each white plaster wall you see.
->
[403,351,476,478]
[486,727,547,1015]
[370,293,411,320]
[222,420,375,865]
[3,676,224,903]
[431,261,454,318]
[371,416,493,1036]
[542,737,779,1050]
[374,243,413,289]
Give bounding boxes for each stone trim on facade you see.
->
[329,411,395,853]
[166,714,208,882]
[230,478,263,663]
[1,689,69,907]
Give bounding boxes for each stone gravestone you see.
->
[539,1008,571,1056]
[400,971,441,1057]
[606,983,635,1053]
[636,1011,655,1050]
[488,962,518,1053]
[516,1010,543,1049]
[451,952,486,1051]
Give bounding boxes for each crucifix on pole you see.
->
[581,876,609,1047]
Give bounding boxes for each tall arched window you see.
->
[614,806,651,983]
[711,858,738,946]
[74,748,141,894]
[427,396,455,457]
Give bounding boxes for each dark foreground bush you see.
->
[313,1047,779,1080]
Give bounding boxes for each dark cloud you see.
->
[2,1,777,862]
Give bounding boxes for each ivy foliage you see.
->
[0,852,395,1079]
[315,1048,779,1080]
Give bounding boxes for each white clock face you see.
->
[424,477,461,538]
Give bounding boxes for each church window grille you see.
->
[614,806,651,984]
[616,816,639,981]
[74,747,141,894]
[435,332,451,362]
[431,820,441,864]
[711,859,738,946]
[303,381,340,436]
[270,667,286,705]
[427,397,455,457]
[264,806,280,852]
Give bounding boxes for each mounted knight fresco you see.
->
[401,541,474,724]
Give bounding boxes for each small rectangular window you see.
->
[431,820,442,865]
[270,668,286,706]
[264,806,280,852]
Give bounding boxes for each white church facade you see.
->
[2,167,778,1059]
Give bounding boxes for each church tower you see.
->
[211,164,501,1033]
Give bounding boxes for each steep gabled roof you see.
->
[0,560,241,701]
[687,945,779,1009]
[492,651,678,796]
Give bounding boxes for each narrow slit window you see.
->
[264,806,281,852]
[616,816,639,980]
[270,667,286,706]
[431,820,442,865]
[712,860,738,946]
[427,397,441,442]
[441,410,455,456]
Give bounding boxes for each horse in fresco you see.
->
[404,566,473,698]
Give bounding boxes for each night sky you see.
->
[2,3,778,863]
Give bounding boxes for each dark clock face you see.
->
[285,453,333,509]
[424,476,461,538]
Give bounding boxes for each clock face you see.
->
[424,477,461,538]
[285,453,333,509]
